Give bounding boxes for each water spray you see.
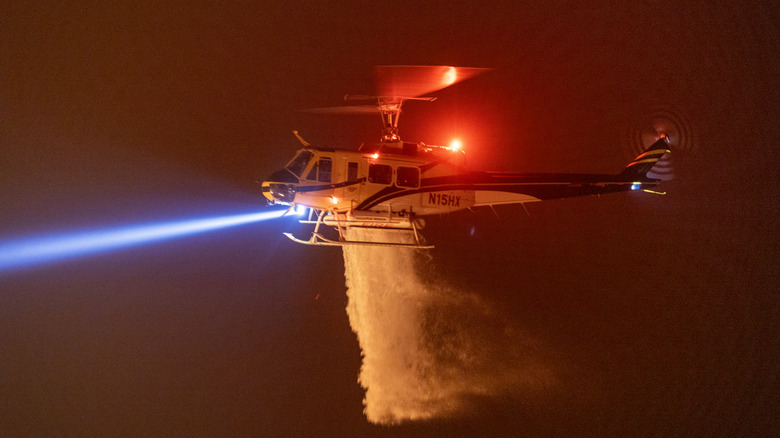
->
[342,228,555,424]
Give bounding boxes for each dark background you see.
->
[1,1,778,436]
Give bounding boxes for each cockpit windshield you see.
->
[285,151,313,177]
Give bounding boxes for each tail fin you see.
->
[619,137,671,180]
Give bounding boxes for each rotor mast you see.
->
[347,66,491,143]
[342,95,435,143]
[378,98,402,143]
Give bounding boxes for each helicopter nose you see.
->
[261,181,297,204]
[261,169,300,204]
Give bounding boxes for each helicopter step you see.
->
[298,209,425,230]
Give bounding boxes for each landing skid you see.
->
[283,232,434,249]
[284,207,433,249]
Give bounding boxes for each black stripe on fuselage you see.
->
[296,178,366,193]
[357,172,659,210]
[355,186,405,210]
[421,171,645,186]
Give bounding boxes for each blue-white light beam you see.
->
[0,209,288,273]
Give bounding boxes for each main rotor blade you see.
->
[374,65,490,98]
[302,105,380,114]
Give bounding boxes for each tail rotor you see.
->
[621,105,696,180]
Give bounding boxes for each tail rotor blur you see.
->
[620,105,696,180]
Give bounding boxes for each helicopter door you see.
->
[340,159,362,205]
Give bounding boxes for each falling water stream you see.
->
[342,228,555,424]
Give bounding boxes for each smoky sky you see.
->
[1,1,778,437]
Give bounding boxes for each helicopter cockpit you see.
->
[285,150,314,178]
[262,150,315,204]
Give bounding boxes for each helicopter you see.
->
[261,66,670,249]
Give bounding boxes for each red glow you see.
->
[448,139,463,151]
[443,66,457,86]
[374,66,489,98]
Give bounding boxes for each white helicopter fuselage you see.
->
[261,136,669,248]
[262,141,540,216]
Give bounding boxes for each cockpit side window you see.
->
[285,151,314,177]
[347,162,358,181]
[317,158,332,183]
